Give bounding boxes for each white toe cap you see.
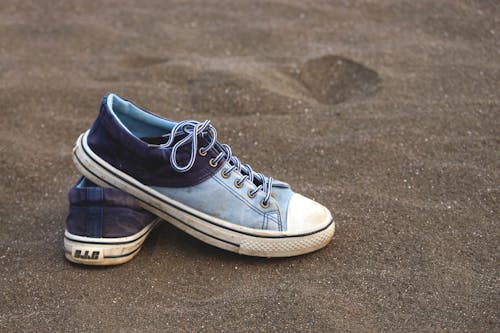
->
[286,193,332,234]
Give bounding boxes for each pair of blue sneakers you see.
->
[65,94,335,265]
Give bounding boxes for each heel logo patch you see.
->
[73,249,101,260]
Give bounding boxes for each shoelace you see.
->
[160,120,273,206]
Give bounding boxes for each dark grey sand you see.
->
[0,1,499,331]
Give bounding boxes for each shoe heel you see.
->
[63,219,159,266]
[64,235,140,266]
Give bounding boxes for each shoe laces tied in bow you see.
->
[160,120,274,205]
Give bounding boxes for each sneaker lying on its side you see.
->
[72,93,334,257]
[64,177,160,265]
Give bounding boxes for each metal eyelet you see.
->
[198,147,207,156]
[221,169,231,179]
[209,158,218,168]
[260,200,270,208]
[234,179,244,188]
[247,190,256,198]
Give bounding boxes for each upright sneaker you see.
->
[64,177,160,265]
[72,93,334,257]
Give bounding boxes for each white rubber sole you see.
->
[64,218,160,266]
[72,131,335,257]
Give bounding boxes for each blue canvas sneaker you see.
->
[72,93,334,257]
[64,177,160,265]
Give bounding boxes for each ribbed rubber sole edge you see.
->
[64,219,159,265]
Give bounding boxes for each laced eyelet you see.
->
[198,147,207,156]
[221,169,231,179]
[260,200,270,208]
[247,190,256,198]
[209,158,218,168]
[234,179,244,188]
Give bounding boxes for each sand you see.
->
[0,0,498,331]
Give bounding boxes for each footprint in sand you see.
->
[190,55,381,115]
[298,55,381,105]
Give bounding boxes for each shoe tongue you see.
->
[141,135,169,145]
[141,131,215,149]
[228,158,264,187]
[140,132,186,145]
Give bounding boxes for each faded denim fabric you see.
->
[66,178,156,238]
[152,162,294,231]
[87,95,224,187]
